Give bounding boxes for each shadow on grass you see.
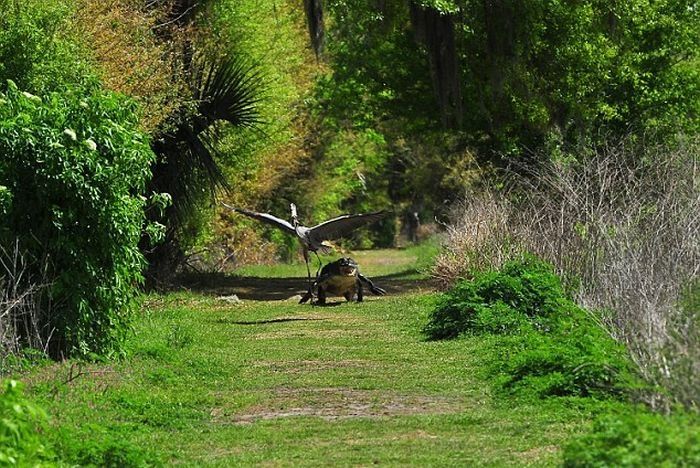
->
[172,268,436,301]
[215,317,329,325]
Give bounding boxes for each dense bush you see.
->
[424,257,636,399]
[0,380,53,465]
[425,258,572,339]
[563,410,700,467]
[0,81,155,357]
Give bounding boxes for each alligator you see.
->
[299,257,386,304]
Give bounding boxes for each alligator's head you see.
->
[337,257,358,276]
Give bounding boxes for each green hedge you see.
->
[0,80,155,357]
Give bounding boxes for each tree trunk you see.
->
[409,3,463,129]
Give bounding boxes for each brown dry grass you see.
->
[435,137,700,410]
[217,387,465,424]
[69,0,191,133]
[0,241,51,368]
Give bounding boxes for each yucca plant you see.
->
[144,53,263,285]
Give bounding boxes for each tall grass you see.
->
[434,138,700,410]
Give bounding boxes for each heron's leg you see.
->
[302,249,315,303]
[303,249,311,280]
[313,251,323,278]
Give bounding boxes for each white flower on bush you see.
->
[84,139,97,151]
[63,128,77,141]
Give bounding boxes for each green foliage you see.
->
[563,409,700,467]
[456,0,700,153]
[319,0,699,190]
[207,0,314,171]
[303,128,395,248]
[0,81,155,357]
[145,52,263,281]
[0,380,53,465]
[302,1,454,230]
[0,0,90,94]
[319,0,437,132]
[424,257,636,399]
[424,257,569,339]
[495,328,633,399]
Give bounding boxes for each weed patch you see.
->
[54,424,162,467]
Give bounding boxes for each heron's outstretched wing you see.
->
[222,203,296,234]
[308,211,388,243]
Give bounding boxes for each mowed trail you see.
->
[27,248,575,465]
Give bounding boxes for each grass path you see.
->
[23,247,590,465]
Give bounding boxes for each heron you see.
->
[222,202,388,282]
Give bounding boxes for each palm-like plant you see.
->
[144,53,263,284]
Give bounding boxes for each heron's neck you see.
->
[290,203,299,227]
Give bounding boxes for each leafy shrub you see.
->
[0,80,155,357]
[0,380,53,465]
[424,257,635,399]
[496,328,633,399]
[425,257,570,339]
[563,410,700,467]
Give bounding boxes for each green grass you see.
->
[24,295,602,465]
[16,242,616,466]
